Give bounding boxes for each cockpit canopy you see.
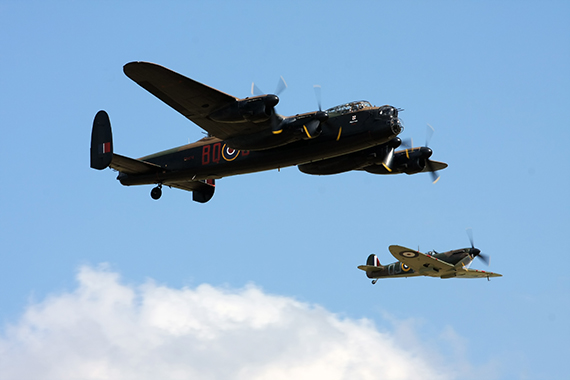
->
[325,101,373,116]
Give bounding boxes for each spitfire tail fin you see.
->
[90,110,113,170]
[366,254,382,267]
[357,254,383,273]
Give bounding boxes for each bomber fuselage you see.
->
[118,103,402,187]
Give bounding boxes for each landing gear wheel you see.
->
[150,185,162,200]
[371,279,378,285]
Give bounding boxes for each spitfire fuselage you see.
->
[365,248,474,279]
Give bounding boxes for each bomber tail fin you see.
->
[90,110,113,170]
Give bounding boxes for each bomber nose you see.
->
[390,117,403,135]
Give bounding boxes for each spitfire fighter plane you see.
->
[358,235,501,283]
[91,61,447,203]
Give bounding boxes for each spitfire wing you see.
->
[389,245,454,275]
[456,268,502,278]
[123,61,264,140]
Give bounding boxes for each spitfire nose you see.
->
[471,248,481,257]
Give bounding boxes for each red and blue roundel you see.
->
[222,144,240,161]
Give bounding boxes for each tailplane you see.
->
[90,110,113,170]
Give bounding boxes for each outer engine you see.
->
[208,95,279,123]
[402,156,426,174]
[363,146,432,175]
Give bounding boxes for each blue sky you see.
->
[1,1,569,379]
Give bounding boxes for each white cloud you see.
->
[0,265,459,380]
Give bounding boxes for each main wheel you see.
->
[150,186,162,200]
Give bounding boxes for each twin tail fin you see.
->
[90,110,113,170]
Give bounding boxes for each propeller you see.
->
[422,123,441,183]
[381,137,402,172]
[401,124,441,183]
[313,85,322,111]
[313,84,339,140]
[466,228,490,265]
[250,77,288,134]
[251,76,288,96]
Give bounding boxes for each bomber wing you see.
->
[389,245,454,277]
[123,61,266,140]
[423,160,447,172]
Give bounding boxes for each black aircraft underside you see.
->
[91,62,447,202]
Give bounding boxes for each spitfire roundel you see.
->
[400,250,419,258]
[222,144,240,161]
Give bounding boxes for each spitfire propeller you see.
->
[466,228,490,265]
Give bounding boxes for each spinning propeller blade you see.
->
[381,137,402,172]
[250,77,287,134]
[401,125,441,183]
[275,76,288,96]
[251,76,288,96]
[382,148,394,171]
[313,85,322,111]
[251,82,263,96]
[426,160,440,184]
[466,228,490,265]
[425,123,435,146]
[423,123,441,183]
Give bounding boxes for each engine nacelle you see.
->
[208,95,279,123]
[403,157,426,174]
[223,109,328,151]
[298,155,366,175]
[362,165,391,175]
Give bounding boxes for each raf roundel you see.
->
[400,250,419,258]
[222,144,240,161]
